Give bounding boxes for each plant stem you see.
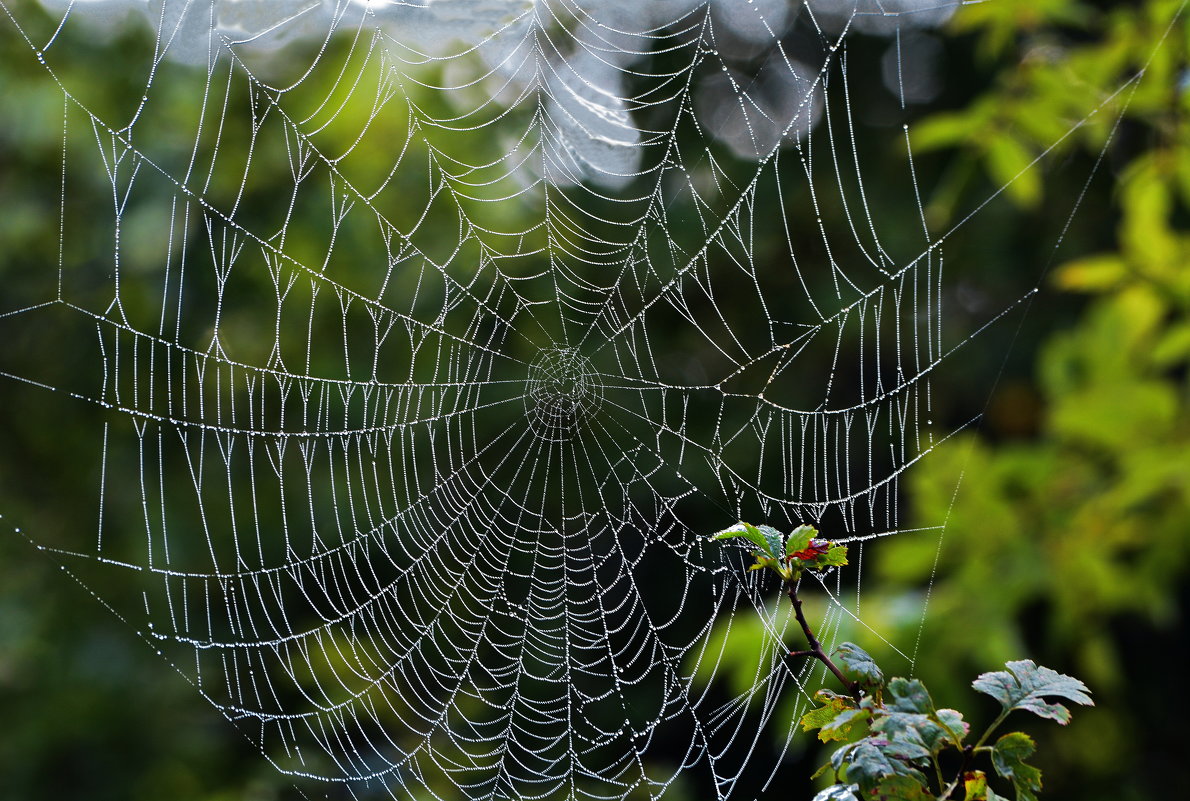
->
[936,707,1013,799]
[972,710,1011,751]
[930,753,946,794]
[785,579,860,699]
[937,705,1003,799]
[938,745,974,801]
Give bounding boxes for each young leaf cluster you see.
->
[712,522,860,694]
[708,522,1092,800]
[712,521,847,581]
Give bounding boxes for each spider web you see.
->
[0,0,1105,799]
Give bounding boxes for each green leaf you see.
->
[821,708,871,742]
[801,691,865,743]
[972,660,1093,724]
[785,524,817,557]
[842,741,927,793]
[878,708,961,755]
[871,774,932,800]
[711,522,773,556]
[991,732,1042,801]
[963,770,989,801]
[878,735,932,763]
[933,708,969,747]
[834,642,884,688]
[746,555,778,572]
[811,785,859,801]
[755,524,787,561]
[1053,254,1128,293]
[1152,322,1190,367]
[829,741,853,773]
[822,544,849,568]
[910,111,977,152]
[841,741,897,792]
[870,712,932,761]
[886,678,932,714]
[985,135,1042,208]
[811,760,836,782]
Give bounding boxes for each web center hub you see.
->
[525,347,603,441]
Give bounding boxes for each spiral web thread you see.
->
[0,1,1143,799]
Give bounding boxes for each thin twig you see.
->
[785,579,860,699]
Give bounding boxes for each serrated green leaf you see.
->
[934,708,969,747]
[834,642,884,688]
[992,732,1042,801]
[801,691,863,742]
[755,524,786,561]
[871,712,932,761]
[821,708,871,741]
[785,524,817,557]
[843,740,927,793]
[801,706,841,732]
[830,741,855,773]
[972,660,1092,724]
[841,741,897,792]
[822,544,849,568]
[711,522,773,556]
[916,720,952,754]
[879,737,932,763]
[887,678,932,714]
[883,709,960,755]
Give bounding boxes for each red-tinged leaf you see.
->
[963,770,989,801]
[785,524,817,556]
[791,539,831,561]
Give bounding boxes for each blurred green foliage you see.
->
[0,8,544,800]
[695,1,1189,799]
[847,2,1190,799]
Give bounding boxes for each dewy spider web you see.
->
[0,0,1125,798]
